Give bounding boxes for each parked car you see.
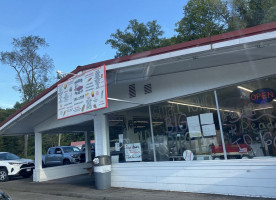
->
[42,146,80,167]
[0,190,11,200]
[80,143,95,163]
[0,152,34,182]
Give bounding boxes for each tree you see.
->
[1,36,54,158]
[1,35,54,102]
[106,19,166,58]
[262,6,276,24]
[175,0,230,42]
[229,0,276,30]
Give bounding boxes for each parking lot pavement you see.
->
[0,175,275,200]
[3,190,90,200]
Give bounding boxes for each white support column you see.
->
[94,114,109,156]
[33,132,42,182]
[84,131,92,162]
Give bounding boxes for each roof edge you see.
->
[78,22,276,71]
[1,21,276,129]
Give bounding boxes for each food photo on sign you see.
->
[57,65,107,120]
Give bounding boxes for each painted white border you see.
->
[0,88,56,132]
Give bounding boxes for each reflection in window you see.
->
[217,76,276,159]
[108,106,153,162]
[151,91,223,161]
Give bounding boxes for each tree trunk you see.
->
[58,134,61,146]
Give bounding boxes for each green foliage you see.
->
[0,135,25,157]
[106,19,166,58]
[262,6,276,24]
[229,0,276,30]
[13,101,25,110]
[0,35,54,102]
[106,0,276,58]
[0,104,28,157]
[42,133,86,154]
[0,107,15,123]
[0,103,90,157]
[175,0,229,42]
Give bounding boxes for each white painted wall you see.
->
[111,159,276,198]
[34,163,91,182]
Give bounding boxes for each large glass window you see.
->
[217,76,276,159]
[108,106,153,162]
[108,76,276,163]
[151,90,222,161]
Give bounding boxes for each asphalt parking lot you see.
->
[0,174,275,200]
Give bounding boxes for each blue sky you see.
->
[0,0,187,108]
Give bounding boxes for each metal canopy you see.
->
[106,38,276,85]
[1,32,276,136]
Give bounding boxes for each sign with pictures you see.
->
[57,65,108,120]
[125,143,142,162]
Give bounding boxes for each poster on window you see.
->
[202,124,216,136]
[124,143,142,162]
[119,134,124,143]
[187,115,202,138]
[57,65,108,120]
[115,142,120,151]
[200,113,214,125]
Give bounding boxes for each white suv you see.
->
[0,152,34,182]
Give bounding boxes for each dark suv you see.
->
[80,143,95,163]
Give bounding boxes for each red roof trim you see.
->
[1,22,276,128]
[78,22,276,71]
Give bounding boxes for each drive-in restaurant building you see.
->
[1,22,276,198]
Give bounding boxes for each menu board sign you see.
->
[125,143,142,162]
[57,65,108,120]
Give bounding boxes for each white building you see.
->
[1,22,276,198]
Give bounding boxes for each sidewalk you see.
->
[0,175,274,200]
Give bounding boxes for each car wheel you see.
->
[0,168,9,182]
[63,159,70,165]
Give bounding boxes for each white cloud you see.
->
[0,102,14,109]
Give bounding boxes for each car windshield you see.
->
[0,153,20,160]
[62,147,80,153]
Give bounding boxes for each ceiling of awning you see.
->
[39,120,94,134]
[106,38,276,85]
[0,94,95,136]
